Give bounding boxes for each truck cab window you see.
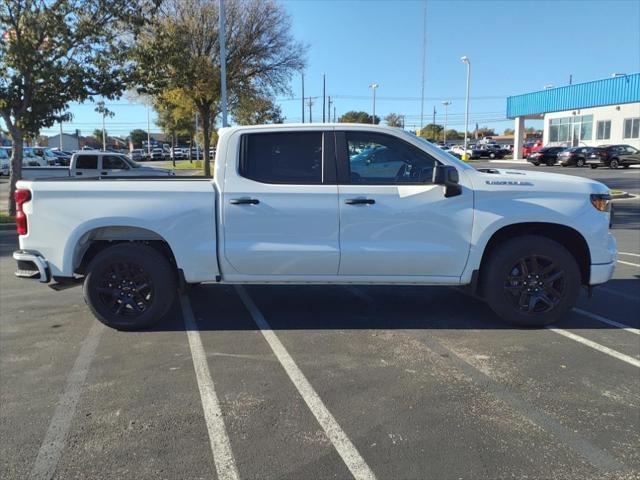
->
[345,132,437,184]
[103,155,127,170]
[240,132,322,184]
[76,155,98,169]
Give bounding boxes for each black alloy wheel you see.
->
[503,255,565,314]
[97,262,154,318]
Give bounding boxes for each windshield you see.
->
[0,149,8,159]
[122,155,141,168]
[406,133,475,171]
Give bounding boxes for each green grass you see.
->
[0,212,15,224]
[154,160,212,170]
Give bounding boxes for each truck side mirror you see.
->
[432,165,462,198]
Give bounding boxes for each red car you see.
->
[522,139,543,158]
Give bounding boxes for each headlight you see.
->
[590,193,611,212]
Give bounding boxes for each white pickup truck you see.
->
[22,150,175,179]
[13,124,616,330]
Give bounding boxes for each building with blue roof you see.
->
[506,73,640,157]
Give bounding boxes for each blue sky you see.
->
[35,0,640,139]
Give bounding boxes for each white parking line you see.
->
[547,327,640,368]
[617,259,640,267]
[29,321,104,480]
[180,294,240,480]
[618,252,640,258]
[235,286,377,480]
[573,308,640,335]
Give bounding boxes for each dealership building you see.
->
[507,73,640,157]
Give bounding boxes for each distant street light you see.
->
[461,56,471,160]
[369,83,379,124]
[442,100,451,143]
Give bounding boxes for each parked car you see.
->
[171,147,186,161]
[22,148,48,166]
[0,147,9,176]
[150,147,165,161]
[450,145,475,159]
[586,144,640,169]
[129,149,146,162]
[476,144,506,159]
[12,124,615,331]
[522,139,543,158]
[21,151,175,179]
[526,146,566,166]
[558,146,597,167]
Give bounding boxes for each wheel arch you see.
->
[71,226,179,276]
[477,222,591,288]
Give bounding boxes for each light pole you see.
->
[146,105,151,159]
[461,56,471,160]
[369,83,379,124]
[441,100,451,143]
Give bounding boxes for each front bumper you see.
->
[13,250,51,283]
[590,261,616,285]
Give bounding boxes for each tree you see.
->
[93,129,105,145]
[418,123,443,140]
[477,127,496,138]
[384,113,404,128]
[129,129,149,148]
[444,129,463,140]
[339,111,380,124]
[0,0,153,215]
[233,94,284,125]
[503,128,515,136]
[135,0,305,176]
[154,88,197,149]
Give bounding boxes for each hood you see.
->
[472,168,610,194]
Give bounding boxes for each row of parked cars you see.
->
[439,143,512,159]
[526,144,640,169]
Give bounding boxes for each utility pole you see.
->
[442,100,451,143]
[146,105,151,159]
[569,74,573,85]
[327,96,333,122]
[322,74,326,122]
[59,121,63,151]
[334,107,336,123]
[419,0,427,130]
[369,83,379,124]
[432,105,436,127]
[219,0,228,127]
[102,112,106,151]
[301,73,305,123]
[307,97,314,123]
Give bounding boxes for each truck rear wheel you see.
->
[481,235,580,327]
[83,243,176,330]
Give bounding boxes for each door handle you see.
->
[101,171,108,175]
[345,198,375,205]
[230,197,260,205]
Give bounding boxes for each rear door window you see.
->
[76,155,98,169]
[239,132,323,184]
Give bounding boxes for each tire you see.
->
[532,162,540,166]
[546,158,555,166]
[83,243,176,330]
[575,158,585,167]
[481,235,581,327]
[590,164,598,169]
[609,159,619,169]
[489,153,496,159]
[623,165,630,169]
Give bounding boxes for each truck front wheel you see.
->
[481,236,580,326]
[83,243,176,330]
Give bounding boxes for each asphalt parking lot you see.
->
[1,163,639,480]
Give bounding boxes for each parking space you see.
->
[1,164,639,479]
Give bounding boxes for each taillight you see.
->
[15,189,31,235]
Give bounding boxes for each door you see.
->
[336,131,473,278]
[74,154,99,177]
[101,155,129,176]
[222,130,340,276]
